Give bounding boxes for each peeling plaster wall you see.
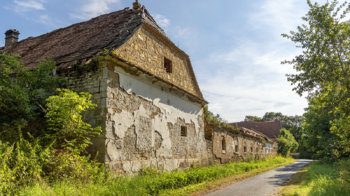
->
[104,64,207,173]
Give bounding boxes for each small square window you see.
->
[164,57,173,73]
[181,126,187,137]
[235,145,238,152]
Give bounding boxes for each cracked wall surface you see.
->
[103,64,207,173]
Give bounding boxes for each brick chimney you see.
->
[5,29,20,47]
[133,0,141,11]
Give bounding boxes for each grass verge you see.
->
[16,156,293,196]
[279,159,350,196]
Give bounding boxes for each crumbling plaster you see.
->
[102,63,207,172]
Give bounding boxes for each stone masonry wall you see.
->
[207,125,277,164]
[60,66,108,162]
[114,27,200,97]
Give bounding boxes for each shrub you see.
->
[277,128,298,157]
[45,89,102,155]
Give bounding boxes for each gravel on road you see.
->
[204,160,313,196]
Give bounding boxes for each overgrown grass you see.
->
[17,156,293,196]
[280,159,350,196]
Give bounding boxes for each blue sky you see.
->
[0,0,334,121]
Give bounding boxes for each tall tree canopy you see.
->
[283,0,350,158]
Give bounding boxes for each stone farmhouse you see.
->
[1,1,277,173]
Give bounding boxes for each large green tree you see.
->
[283,0,350,157]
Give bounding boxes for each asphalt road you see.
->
[204,160,313,196]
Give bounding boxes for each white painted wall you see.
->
[117,67,202,115]
[264,142,273,154]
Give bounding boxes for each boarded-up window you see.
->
[181,126,187,137]
[164,57,173,73]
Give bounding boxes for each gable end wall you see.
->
[114,27,200,98]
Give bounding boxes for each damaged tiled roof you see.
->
[1,6,166,69]
[230,121,282,138]
[0,5,205,100]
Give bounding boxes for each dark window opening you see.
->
[164,57,173,73]
[222,138,226,151]
[244,146,247,152]
[235,145,238,152]
[251,147,253,152]
[181,126,187,137]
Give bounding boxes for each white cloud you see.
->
[174,26,191,38]
[199,39,308,122]
[249,0,307,35]
[8,0,45,12]
[71,0,122,20]
[196,0,314,122]
[32,14,63,28]
[154,14,171,28]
